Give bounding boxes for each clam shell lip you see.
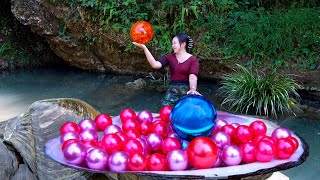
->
[4,98,100,179]
[45,111,308,178]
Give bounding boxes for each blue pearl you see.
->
[170,95,217,141]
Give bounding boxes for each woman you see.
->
[133,32,201,106]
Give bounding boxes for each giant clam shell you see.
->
[45,110,309,179]
[3,98,101,179]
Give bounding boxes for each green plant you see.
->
[218,64,301,117]
[50,0,319,69]
[227,8,320,69]
[0,42,11,57]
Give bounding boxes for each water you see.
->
[0,68,319,179]
[0,68,221,120]
[277,114,320,180]
[0,68,162,120]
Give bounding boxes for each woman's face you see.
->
[172,37,185,53]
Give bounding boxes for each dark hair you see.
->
[173,32,194,52]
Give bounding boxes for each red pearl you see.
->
[146,153,167,171]
[122,119,139,131]
[221,124,235,139]
[240,142,256,163]
[138,122,151,136]
[94,114,112,131]
[128,153,147,171]
[115,131,129,144]
[60,122,80,135]
[275,138,295,159]
[100,134,123,154]
[249,120,267,137]
[287,136,299,151]
[123,139,144,156]
[151,122,168,139]
[233,125,253,145]
[159,106,172,123]
[186,137,218,169]
[120,108,136,122]
[126,129,141,139]
[161,137,181,155]
[255,140,275,162]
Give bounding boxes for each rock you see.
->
[0,59,9,70]
[299,105,308,111]
[291,104,305,115]
[3,98,100,179]
[0,58,15,70]
[10,0,148,73]
[126,78,146,89]
[297,89,320,101]
[0,121,7,138]
[305,107,317,114]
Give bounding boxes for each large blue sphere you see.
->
[170,95,217,141]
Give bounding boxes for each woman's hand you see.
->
[187,89,202,96]
[132,42,146,50]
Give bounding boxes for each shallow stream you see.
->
[0,68,319,179]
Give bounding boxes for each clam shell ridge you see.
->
[4,98,99,179]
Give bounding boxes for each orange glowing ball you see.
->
[130,21,154,44]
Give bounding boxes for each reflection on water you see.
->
[0,68,319,179]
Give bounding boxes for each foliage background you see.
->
[1,0,319,73]
[48,0,320,71]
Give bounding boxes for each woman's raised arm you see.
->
[132,42,162,69]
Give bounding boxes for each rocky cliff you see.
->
[10,0,230,78]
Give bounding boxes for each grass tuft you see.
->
[218,64,301,117]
